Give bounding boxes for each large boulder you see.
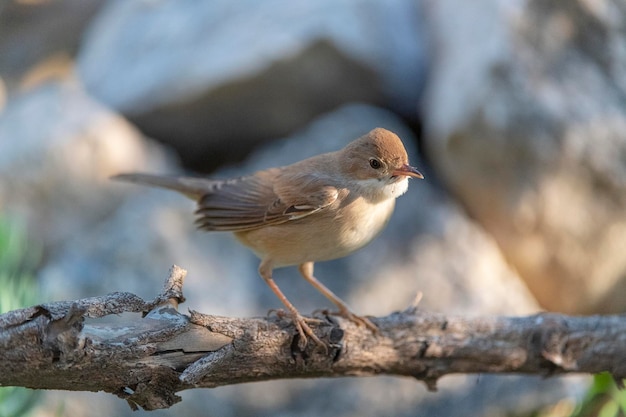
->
[0,82,168,252]
[422,0,626,313]
[76,0,426,171]
[0,0,104,96]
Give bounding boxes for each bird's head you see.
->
[340,128,423,200]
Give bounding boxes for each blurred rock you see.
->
[422,0,626,313]
[0,0,105,95]
[76,0,426,172]
[0,81,169,254]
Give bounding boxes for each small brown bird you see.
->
[113,128,423,347]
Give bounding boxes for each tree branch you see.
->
[0,265,623,411]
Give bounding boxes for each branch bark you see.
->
[0,265,624,411]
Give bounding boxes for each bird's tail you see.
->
[111,173,215,200]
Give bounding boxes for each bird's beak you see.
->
[393,164,424,179]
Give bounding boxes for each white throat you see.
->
[354,177,410,202]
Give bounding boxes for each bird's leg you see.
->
[259,260,324,350]
[298,262,378,333]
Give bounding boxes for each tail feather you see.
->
[111,173,215,199]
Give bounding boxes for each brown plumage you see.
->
[113,127,423,348]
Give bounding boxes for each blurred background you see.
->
[1,0,625,416]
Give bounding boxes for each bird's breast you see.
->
[234,196,395,267]
[335,197,395,255]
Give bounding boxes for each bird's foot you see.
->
[269,309,326,351]
[292,313,326,351]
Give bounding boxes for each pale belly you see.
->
[234,198,396,267]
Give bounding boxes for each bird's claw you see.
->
[270,309,327,352]
[292,313,327,352]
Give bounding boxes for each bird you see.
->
[113,127,423,348]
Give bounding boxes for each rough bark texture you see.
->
[0,266,624,411]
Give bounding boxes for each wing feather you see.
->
[195,167,339,231]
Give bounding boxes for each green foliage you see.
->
[0,215,42,417]
[0,217,40,313]
[569,373,626,417]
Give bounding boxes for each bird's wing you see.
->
[195,168,339,232]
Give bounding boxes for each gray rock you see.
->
[0,82,169,252]
[0,0,104,95]
[422,0,626,313]
[76,0,426,171]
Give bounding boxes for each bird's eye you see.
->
[369,158,382,169]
